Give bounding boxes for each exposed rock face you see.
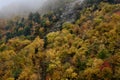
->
[60,0,83,22]
[51,0,83,32]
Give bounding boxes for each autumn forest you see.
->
[0,0,120,80]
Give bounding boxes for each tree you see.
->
[23,26,31,36]
[33,12,40,23]
[6,32,13,41]
[28,12,33,21]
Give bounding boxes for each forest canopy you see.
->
[0,0,120,80]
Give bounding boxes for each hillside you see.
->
[0,0,120,80]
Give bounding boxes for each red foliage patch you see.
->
[115,11,120,16]
[100,61,111,71]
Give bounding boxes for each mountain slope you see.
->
[0,1,120,80]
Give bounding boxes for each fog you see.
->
[0,0,47,18]
[0,0,83,18]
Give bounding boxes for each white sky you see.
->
[0,0,19,9]
[0,0,48,18]
[0,0,47,9]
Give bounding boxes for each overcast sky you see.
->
[0,0,46,9]
[0,0,48,18]
[0,0,47,10]
[0,0,15,9]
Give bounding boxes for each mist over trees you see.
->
[0,0,46,18]
[0,0,83,18]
